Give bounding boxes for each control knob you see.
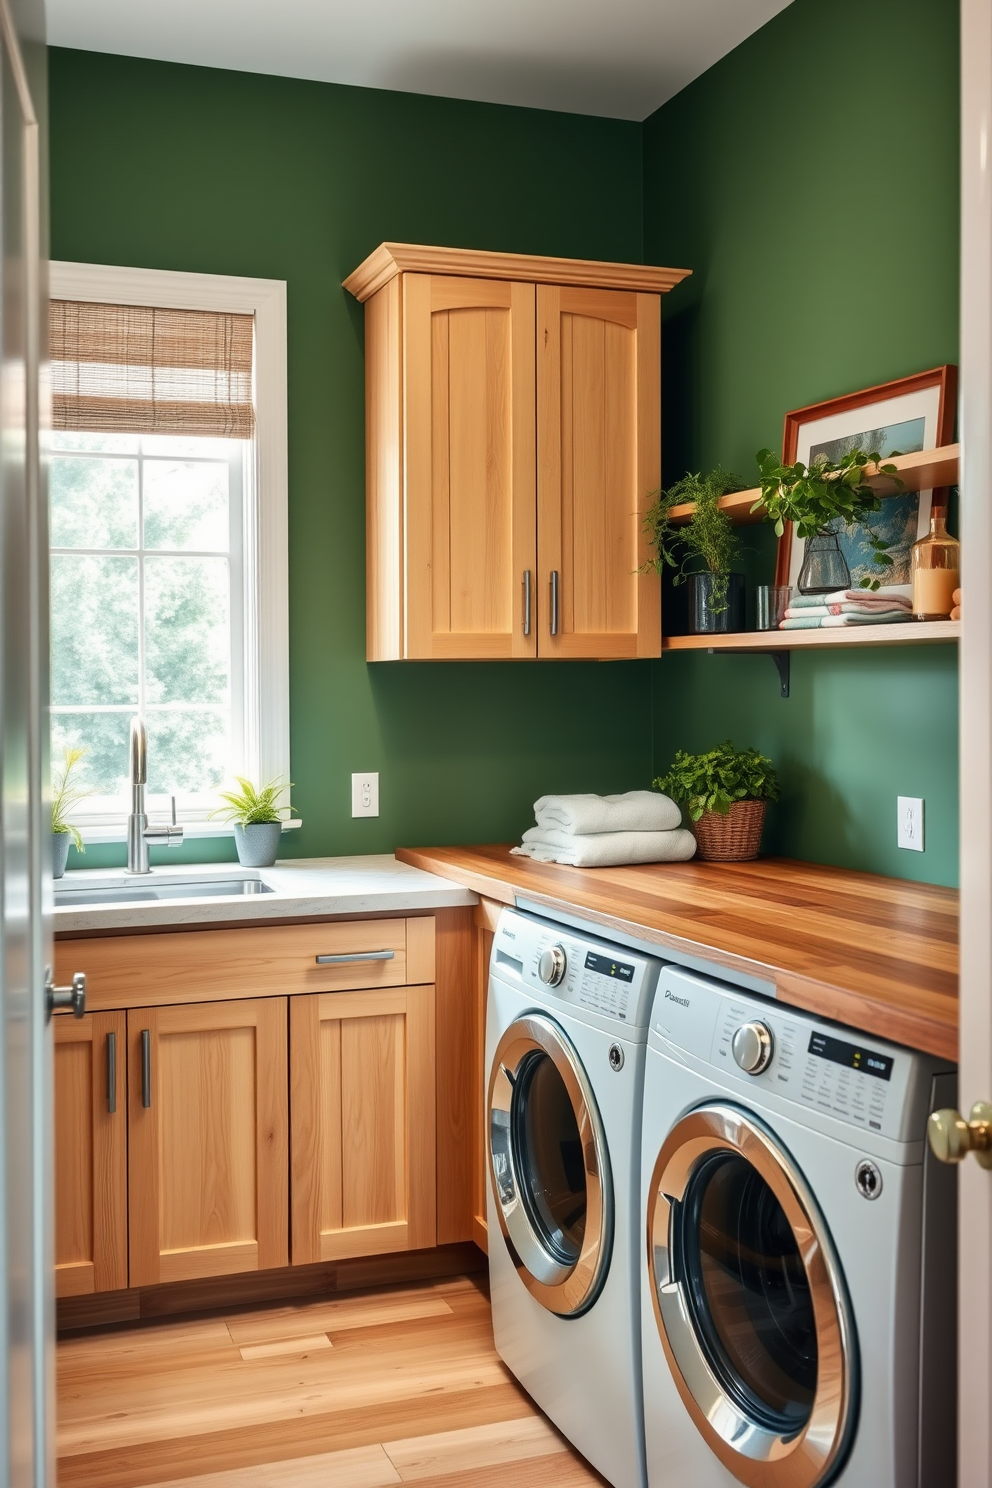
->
[732,1020,774,1075]
[538,945,567,987]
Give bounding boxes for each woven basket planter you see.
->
[692,799,767,862]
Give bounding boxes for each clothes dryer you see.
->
[640,966,956,1488]
[487,907,663,1488]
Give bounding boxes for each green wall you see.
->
[49,49,652,868]
[50,0,961,885]
[643,0,960,885]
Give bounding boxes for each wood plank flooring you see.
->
[57,1274,606,1488]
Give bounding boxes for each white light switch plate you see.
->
[897,796,924,852]
[351,773,379,818]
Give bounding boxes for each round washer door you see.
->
[646,1103,858,1488]
[488,1013,613,1317]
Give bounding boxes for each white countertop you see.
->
[53,855,478,934]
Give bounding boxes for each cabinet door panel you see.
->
[538,284,661,658]
[54,1012,127,1296]
[128,998,287,1286]
[292,986,436,1264]
[405,274,536,659]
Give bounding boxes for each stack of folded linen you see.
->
[511,790,696,867]
[780,586,914,629]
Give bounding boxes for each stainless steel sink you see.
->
[54,877,275,907]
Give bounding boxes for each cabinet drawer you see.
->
[55,916,435,1012]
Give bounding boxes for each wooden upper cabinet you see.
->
[54,1011,127,1297]
[346,244,689,662]
[127,998,288,1287]
[404,275,536,660]
[537,286,661,658]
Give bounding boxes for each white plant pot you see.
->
[233,821,282,868]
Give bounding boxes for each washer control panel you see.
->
[492,908,661,1031]
[650,965,947,1143]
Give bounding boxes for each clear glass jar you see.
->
[797,530,851,595]
[911,510,959,619]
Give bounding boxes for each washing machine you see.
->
[640,965,957,1488]
[486,906,663,1488]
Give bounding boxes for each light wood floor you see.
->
[57,1274,606,1488]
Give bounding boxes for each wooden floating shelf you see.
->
[663,620,960,652]
[667,444,961,527]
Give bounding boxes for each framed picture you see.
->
[773,366,958,589]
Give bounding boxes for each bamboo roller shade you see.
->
[50,300,255,438]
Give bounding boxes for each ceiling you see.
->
[46,0,792,122]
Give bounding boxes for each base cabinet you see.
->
[54,1012,127,1297]
[290,985,436,1263]
[127,998,289,1286]
[53,916,458,1308]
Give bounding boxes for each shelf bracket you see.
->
[706,646,791,698]
[771,651,790,698]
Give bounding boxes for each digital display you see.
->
[585,951,634,983]
[808,1031,893,1082]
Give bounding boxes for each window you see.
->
[50,431,246,808]
[49,264,289,839]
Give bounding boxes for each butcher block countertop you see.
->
[395,845,959,1062]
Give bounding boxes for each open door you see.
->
[958,3,992,1483]
[0,0,51,1481]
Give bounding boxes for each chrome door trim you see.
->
[488,1012,613,1316]
[646,1102,858,1488]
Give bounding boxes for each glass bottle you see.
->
[911,509,960,619]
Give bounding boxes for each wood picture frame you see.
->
[773,365,958,588]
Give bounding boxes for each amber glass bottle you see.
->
[911,510,960,619]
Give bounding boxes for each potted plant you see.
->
[212,777,295,867]
[51,745,89,879]
[654,741,780,862]
[643,468,748,633]
[753,446,902,593]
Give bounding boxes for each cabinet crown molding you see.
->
[343,242,691,302]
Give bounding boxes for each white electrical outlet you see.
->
[897,796,924,852]
[351,772,379,818]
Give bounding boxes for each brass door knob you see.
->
[928,1102,992,1167]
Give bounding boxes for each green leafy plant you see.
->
[654,741,780,822]
[211,776,296,827]
[51,745,90,851]
[752,446,903,590]
[642,468,748,613]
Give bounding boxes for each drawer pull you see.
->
[107,1032,116,1114]
[315,950,395,965]
[141,1029,151,1109]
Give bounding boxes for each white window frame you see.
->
[50,261,292,841]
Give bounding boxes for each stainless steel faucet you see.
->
[126,717,184,874]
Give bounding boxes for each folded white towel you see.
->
[533,790,681,836]
[512,827,696,867]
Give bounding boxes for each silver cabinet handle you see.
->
[315,950,395,965]
[523,570,532,636]
[141,1029,151,1109]
[45,969,86,1021]
[550,570,560,637]
[107,1031,116,1114]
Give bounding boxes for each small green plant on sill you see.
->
[51,745,91,851]
[654,741,780,822]
[211,776,296,827]
[642,468,748,614]
[753,446,903,590]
